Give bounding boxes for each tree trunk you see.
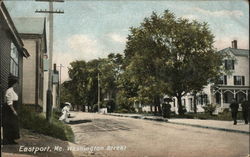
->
[193,92,197,114]
[150,104,153,113]
[154,104,157,115]
[177,95,184,115]
[82,105,86,112]
[153,95,161,115]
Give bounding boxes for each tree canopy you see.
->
[123,10,223,114]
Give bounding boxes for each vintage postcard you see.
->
[0,0,249,157]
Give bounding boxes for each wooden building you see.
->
[13,17,47,110]
[0,2,30,108]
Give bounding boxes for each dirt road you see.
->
[68,112,249,157]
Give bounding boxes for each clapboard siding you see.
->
[0,24,11,105]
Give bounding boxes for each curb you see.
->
[166,121,250,135]
[107,113,250,135]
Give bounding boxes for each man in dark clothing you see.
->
[230,98,239,125]
[162,98,171,119]
[241,98,249,124]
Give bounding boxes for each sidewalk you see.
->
[1,129,101,157]
[108,113,250,134]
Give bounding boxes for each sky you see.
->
[4,0,249,82]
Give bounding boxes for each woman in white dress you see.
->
[3,75,20,145]
[59,102,71,123]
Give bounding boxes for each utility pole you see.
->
[35,0,64,122]
[98,72,100,112]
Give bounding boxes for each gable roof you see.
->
[13,17,47,54]
[13,17,45,35]
[218,47,249,57]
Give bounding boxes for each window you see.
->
[189,98,193,111]
[234,76,245,85]
[39,74,43,99]
[203,94,208,105]
[10,43,19,76]
[198,94,208,105]
[224,60,234,70]
[215,93,221,104]
[218,75,227,85]
[182,99,186,106]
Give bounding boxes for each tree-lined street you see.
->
[1,1,249,157]
[69,112,249,157]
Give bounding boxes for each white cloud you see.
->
[181,14,199,20]
[53,34,106,82]
[67,34,104,60]
[107,33,127,43]
[193,7,244,18]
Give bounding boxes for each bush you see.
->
[217,111,243,121]
[115,108,129,113]
[171,113,194,119]
[202,104,217,115]
[19,106,74,142]
[104,100,116,113]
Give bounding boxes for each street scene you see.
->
[0,0,249,157]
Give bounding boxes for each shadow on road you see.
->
[69,119,92,125]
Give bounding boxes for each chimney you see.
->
[231,40,237,49]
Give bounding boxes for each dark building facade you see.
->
[0,2,29,110]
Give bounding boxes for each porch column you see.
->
[246,90,248,100]
[220,90,224,108]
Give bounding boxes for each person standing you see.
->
[241,98,249,124]
[2,75,20,144]
[162,98,171,119]
[230,98,239,125]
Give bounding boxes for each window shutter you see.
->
[225,60,228,70]
[242,76,245,85]
[232,60,235,70]
[224,75,227,85]
[234,76,236,85]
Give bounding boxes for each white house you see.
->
[182,40,249,113]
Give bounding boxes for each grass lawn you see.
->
[19,106,74,142]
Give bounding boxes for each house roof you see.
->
[0,2,30,58]
[218,47,249,57]
[13,17,45,35]
[13,17,47,54]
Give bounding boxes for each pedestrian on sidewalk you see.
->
[230,98,239,125]
[2,75,20,145]
[241,98,249,124]
[161,98,171,119]
[59,102,71,123]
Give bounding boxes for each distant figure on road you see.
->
[230,98,239,125]
[241,98,249,124]
[162,98,171,119]
[59,102,71,123]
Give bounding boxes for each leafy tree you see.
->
[60,80,76,109]
[124,10,223,115]
[67,60,88,111]
[63,54,124,112]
